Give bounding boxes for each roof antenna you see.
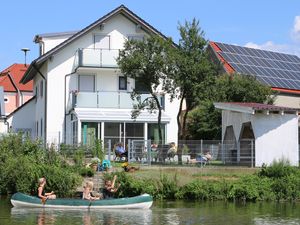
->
[21,48,30,67]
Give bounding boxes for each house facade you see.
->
[12,5,179,147]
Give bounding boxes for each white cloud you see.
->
[245,41,292,54]
[243,16,300,57]
[291,15,300,42]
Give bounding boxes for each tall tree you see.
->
[117,36,174,142]
[187,74,276,140]
[172,19,219,140]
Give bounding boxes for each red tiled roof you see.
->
[209,41,235,74]
[0,64,33,92]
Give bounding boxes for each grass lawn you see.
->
[111,162,259,186]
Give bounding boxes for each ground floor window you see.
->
[81,122,98,146]
[104,122,144,147]
[147,123,166,144]
[77,121,166,147]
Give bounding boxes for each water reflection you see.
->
[11,207,153,225]
[4,200,300,225]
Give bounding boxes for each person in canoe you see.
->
[103,175,120,199]
[82,181,100,200]
[37,177,56,201]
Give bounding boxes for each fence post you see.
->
[147,140,151,166]
[221,142,225,164]
[200,139,203,155]
[128,139,131,163]
[251,139,254,168]
[108,139,111,161]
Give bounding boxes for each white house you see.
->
[214,102,299,167]
[11,5,179,147]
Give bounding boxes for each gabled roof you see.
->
[214,102,300,115]
[209,41,300,94]
[21,5,170,84]
[0,64,33,92]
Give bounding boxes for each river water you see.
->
[1,196,300,225]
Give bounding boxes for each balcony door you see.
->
[78,75,95,92]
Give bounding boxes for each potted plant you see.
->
[90,159,99,172]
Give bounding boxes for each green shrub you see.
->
[258,159,298,179]
[79,167,95,177]
[0,134,82,197]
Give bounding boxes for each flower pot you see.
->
[91,164,98,172]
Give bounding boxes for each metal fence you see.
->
[50,139,257,167]
[124,139,256,167]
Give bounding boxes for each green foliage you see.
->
[117,35,174,141]
[78,167,95,177]
[0,133,82,197]
[214,74,275,103]
[187,74,275,140]
[172,19,219,139]
[258,159,300,201]
[73,147,85,166]
[187,101,221,140]
[258,159,297,178]
[105,164,300,202]
[91,139,104,161]
[181,144,190,154]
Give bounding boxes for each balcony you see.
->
[68,91,165,110]
[73,48,119,70]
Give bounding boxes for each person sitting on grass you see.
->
[103,175,121,199]
[187,151,212,165]
[82,181,100,200]
[37,177,56,202]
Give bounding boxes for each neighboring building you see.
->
[209,41,300,109]
[0,63,33,115]
[13,5,179,146]
[0,86,7,133]
[214,102,299,167]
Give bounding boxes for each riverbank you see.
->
[107,161,300,202]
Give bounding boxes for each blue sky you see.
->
[1,0,300,71]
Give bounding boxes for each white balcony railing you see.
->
[74,48,119,69]
[68,91,164,110]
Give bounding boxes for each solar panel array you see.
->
[215,42,300,90]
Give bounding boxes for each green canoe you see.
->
[11,192,153,209]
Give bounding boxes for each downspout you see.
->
[64,72,76,144]
[32,64,47,146]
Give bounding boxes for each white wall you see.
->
[9,99,36,138]
[164,94,179,143]
[222,110,299,166]
[43,15,177,143]
[274,93,300,108]
[43,35,74,54]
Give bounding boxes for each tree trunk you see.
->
[181,106,190,140]
[177,95,185,164]
[153,95,163,143]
